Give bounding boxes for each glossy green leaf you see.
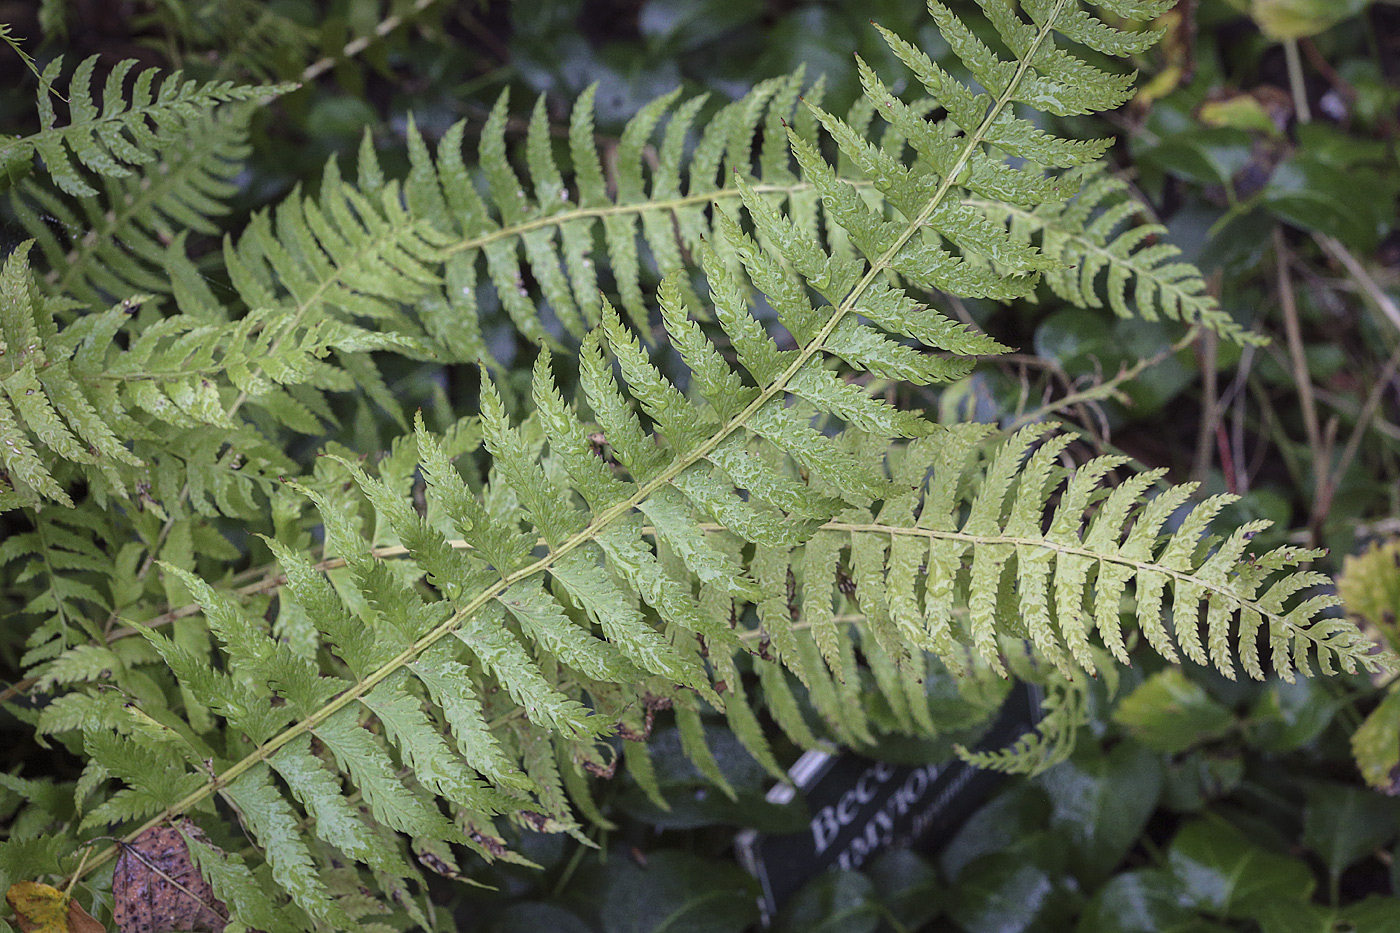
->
[1167,817,1316,917]
[1041,743,1163,883]
[776,871,878,933]
[867,849,943,931]
[1302,783,1399,892]
[1255,896,1400,933]
[941,783,1052,882]
[1247,679,1338,753]
[593,850,760,933]
[1352,691,1400,794]
[1075,870,1199,933]
[1251,0,1372,39]
[1113,669,1236,754]
[947,854,1072,933]
[1161,751,1245,813]
[490,903,593,933]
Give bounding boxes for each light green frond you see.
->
[0,56,292,198]
[13,105,255,307]
[0,239,417,514]
[52,3,1379,916]
[1,244,138,508]
[976,164,1262,343]
[956,674,1089,776]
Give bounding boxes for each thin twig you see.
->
[1315,232,1400,336]
[1314,341,1400,528]
[1227,345,1259,493]
[1007,327,1200,434]
[301,0,444,82]
[1193,327,1219,483]
[1275,228,1325,491]
[1284,39,1312,124]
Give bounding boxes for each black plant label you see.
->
[736,682,1042,922]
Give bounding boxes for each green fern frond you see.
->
[375,74,827,359]
[12,105,256,306]
[141,0,443,85]
[36,1,68,39]
[776,424,1381,689]
[386,76,1250,360]
[956,673,1089,776]
[4,139,459,509]
[0,506,118,658]
[0,23,50,89]
[66,390,1369,899]
[137,0,318,82]
[0,244,143,508]
[0,56,293,198]
[69,393,1386,907]
[972,163,1260,343]
[213,154,454,426]
[0,239,428,514]
[45,1,1383,917]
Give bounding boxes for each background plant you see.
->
[0,1,1398,932]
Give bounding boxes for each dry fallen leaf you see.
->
[6,881,105,933]
[112,823,227,933]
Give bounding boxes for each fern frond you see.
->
[0,237,433,514]
[13,105,255,306]
[143,0,443,85]
[389,77,1249,361]
[7,142,461,509]
[956,673,1088,776]
[214,155,454,425]
[138,0,318,82]
[972,163,1260,343]
[0,56,292,198]
[838,424,1386,684]
[53,2,1379,916]
[1,244,141,508]
[0,506,118,661]
[71,398,1386,897]
[37,1,68,38]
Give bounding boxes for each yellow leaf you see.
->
[1251,0,1371,40]
[1132,10,1191,109]
[1338,538,1400,651]
[1352,691,1400,794]
[5,881,104,933]
[1198,92,1287,136]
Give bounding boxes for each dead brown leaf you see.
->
[112,823,228,933]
